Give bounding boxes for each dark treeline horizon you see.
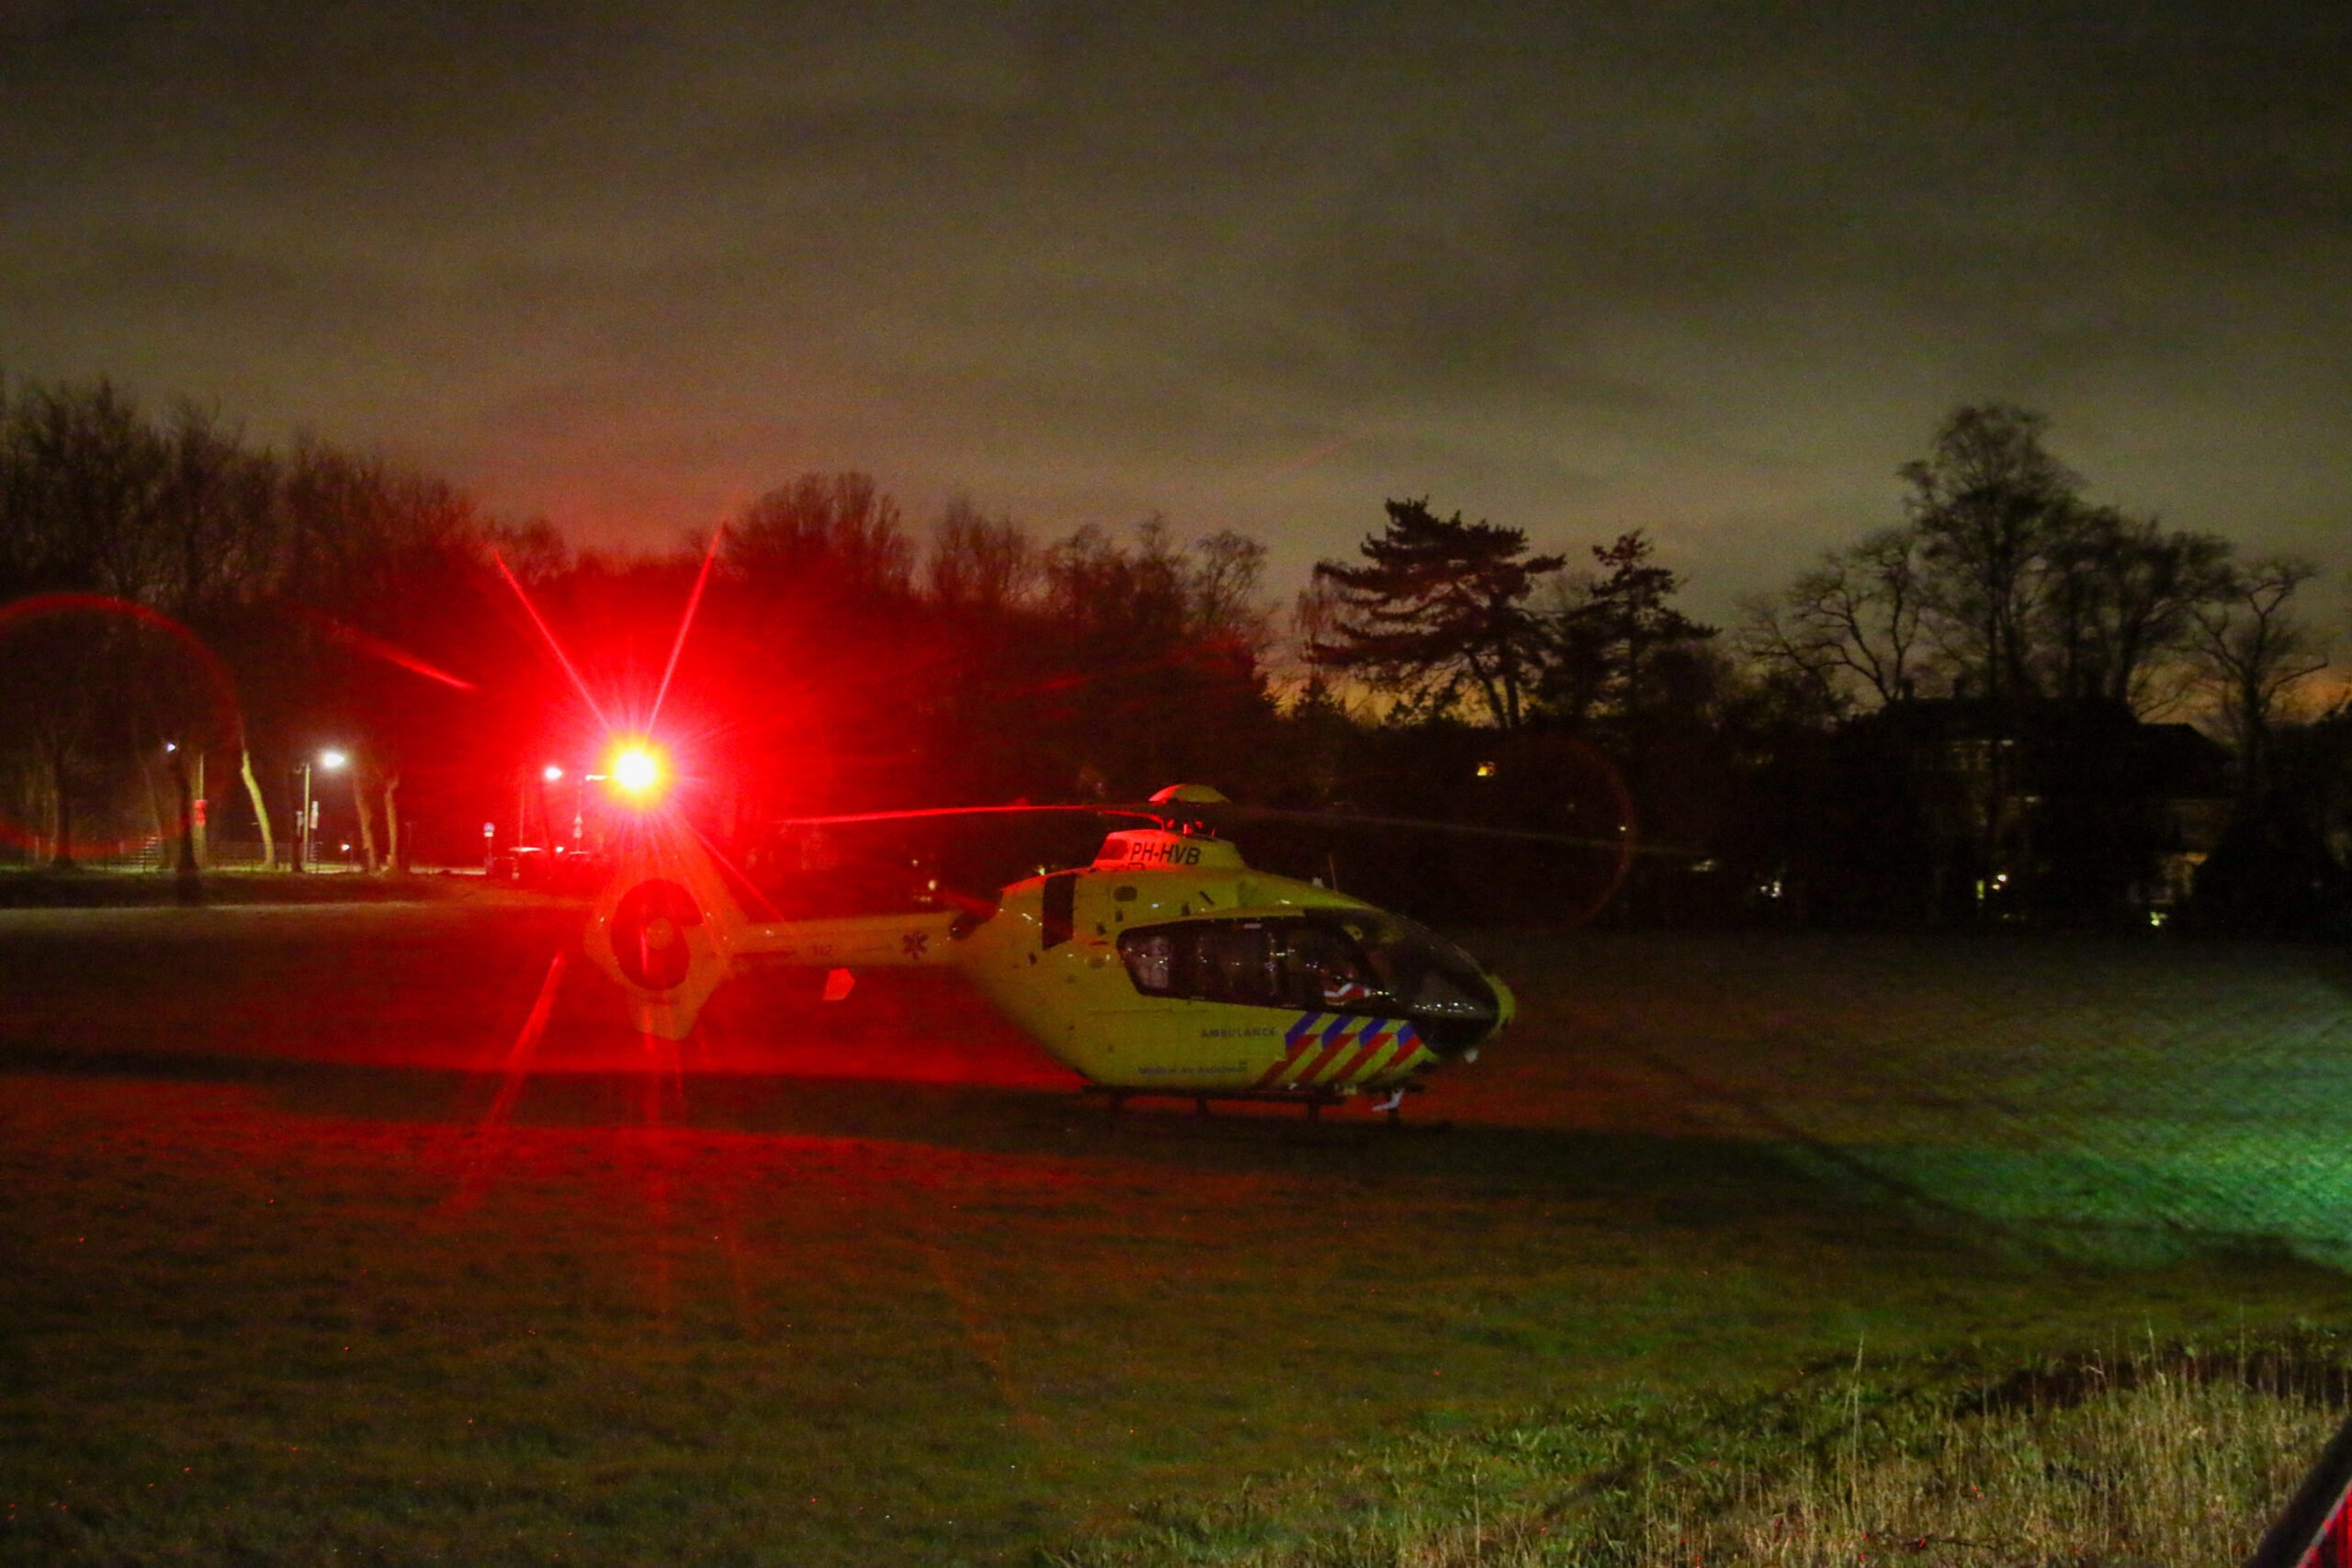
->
[0,377,2343,931]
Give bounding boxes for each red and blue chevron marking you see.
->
[1254,1011,1427,1089]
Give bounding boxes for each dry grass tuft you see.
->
[1060,1338,2346,1568]
[1641,1354,2334,1568]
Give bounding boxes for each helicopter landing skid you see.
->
[1090,1082,1427,1124]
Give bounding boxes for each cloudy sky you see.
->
[4,0,2346,622]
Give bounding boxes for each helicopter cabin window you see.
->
[1198,922,1281,1005]
[1117,920,1276,1006]
[1114,914,1502,1048]
[1125,930,1178,992]
[1116,919,1362,1010]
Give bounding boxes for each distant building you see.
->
[1797,698,2232,927]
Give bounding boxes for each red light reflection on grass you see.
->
[442,951,569,1215]
[636,1026,684,1330]
[924,1236,1047,1439]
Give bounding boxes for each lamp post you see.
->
[546,764,595,851]
[581,773,609,852]
[540,764,564,853]
[296,749,347,873]
[164,740,199,902]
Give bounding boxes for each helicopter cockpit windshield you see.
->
[1115,910,1500,1050]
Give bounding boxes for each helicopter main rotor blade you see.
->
[763,797,1698,861]
[1193,804,1702,860]
[769,803,1161,829]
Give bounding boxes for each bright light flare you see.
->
[610,742,666,802]
[543,764,565,783]
[319,749,348,771]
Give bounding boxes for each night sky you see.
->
[5,1,2347,620]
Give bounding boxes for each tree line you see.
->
[1307,406,2333,763]
[1304,404,2341,926]
[0,379,1284,872]
[0,379,492,869]
[1,379,2341,929]
[1745,405,2331,793]
[1740,406,2341,930]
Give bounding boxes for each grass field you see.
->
[2,902,2348,1562]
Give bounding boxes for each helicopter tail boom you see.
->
[585,807,974,1039]
[730,910,963,972]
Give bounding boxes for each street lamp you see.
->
[296,749,347,873]
[532,763,571,854]
[578,771,608,851]
[540,763,595,851]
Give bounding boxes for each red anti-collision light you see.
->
[609,742,666,803]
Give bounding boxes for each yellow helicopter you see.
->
[581,764,1522,1119]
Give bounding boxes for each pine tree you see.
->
[1308,499,1564,729]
